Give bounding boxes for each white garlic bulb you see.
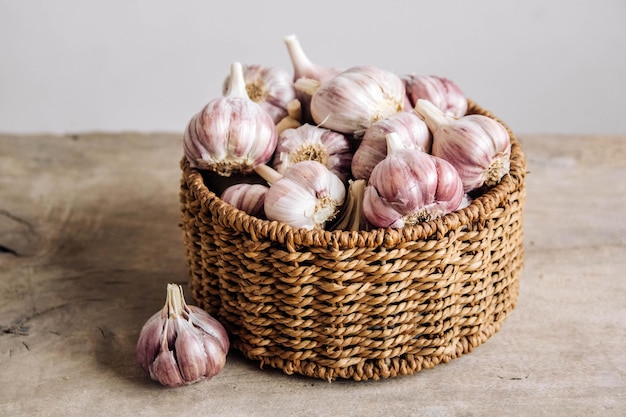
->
[310,66,406,136]
[136,284,230,387]
[221,183,269,218]
[256,161,346,230]
[272,124,352,182]
[415,99,511,192]
[183,62,277,176]
[403,74,467,118]
[351,111,431,181]
[363,133,464,228]
[222,64,296,124]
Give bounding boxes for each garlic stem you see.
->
[294,78,321,97]
[415,99,451,132]
[254,164,282,185]
[284,34,315,80]
[225,62,248,98]
[385,132,405,154]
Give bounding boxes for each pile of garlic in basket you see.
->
[182,34,511,232]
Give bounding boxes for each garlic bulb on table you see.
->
[403,74,467,118]
[136,284,230,387]
[415,99,511,192]
[221,183,269,218]
[351,111,431,181]
[222,64,296,124]
[310,66,406,136]
[255,161,346,230]
[363,133,464,229]
[183,62,277,176]
[272,124,352,181]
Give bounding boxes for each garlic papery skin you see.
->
[362,133,464,229]
[221,183,269,218]
[310,66,405,136]
[183,62,277,176]
[415,99,511,192]
[351,111,432,181]
[272,124,352,181]
[260,160,346,230]
[284,34,342,83]
[403,74,467,118]
[222,64,296,124]
[136,283,229,387]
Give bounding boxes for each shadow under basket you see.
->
[179,101,526,381]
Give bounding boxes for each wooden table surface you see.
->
[1,132,625,416]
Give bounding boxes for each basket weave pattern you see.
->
[179,102,526,381]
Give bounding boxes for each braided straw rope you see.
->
[179,101,526,381]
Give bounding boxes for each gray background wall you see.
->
[1,0,624,135]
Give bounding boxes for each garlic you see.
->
[272,123,352,181]
[310,66,405,136]
[221,183,269,218]
[136,284,229,387]
[403,74,467,118]
[183,62,277,176]
[275,99,303,135]
[415,99,511,192]
[363,132,464,228]
[222,64,296,124]
[284,34,342,124]
[255,161,346,230]
[330,179,368,231]
[351,111,431,181]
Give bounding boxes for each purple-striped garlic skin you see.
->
[403,74,467,118]
[221,183,269,218]
[415,99,511,192]
[222,64,296,124]
[264,160,346,230]
[351,111,431,181]
[310,66,405,136]
[183,62,277,177]
[273,124,352,182]
[362,133,463,229]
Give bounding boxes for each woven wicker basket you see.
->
[179,101,526,381]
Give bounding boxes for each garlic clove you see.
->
[403,74,467,118]
[149,348,186,387]
[415,99,511,192]
[173,318,209,383]
[136,313,166,372]
[310,66,405,136]
[183,62,277,176]
[273,123,352,182]
[222,64,296,124]
[351,111,431,181]
[331,179,368,231]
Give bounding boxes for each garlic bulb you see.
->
[221,183,269,218]
[351,111,431,181]
[403,74,467,118]
[136,284,229,387]
[222,64,296,124]
[256,161,346,230]
[310,66,405,136]
[363,133,463,228]
[415,99,511,192]
[272,124,352,181]
[183,62,277,176]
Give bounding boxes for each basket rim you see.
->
[180,99,526,251]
